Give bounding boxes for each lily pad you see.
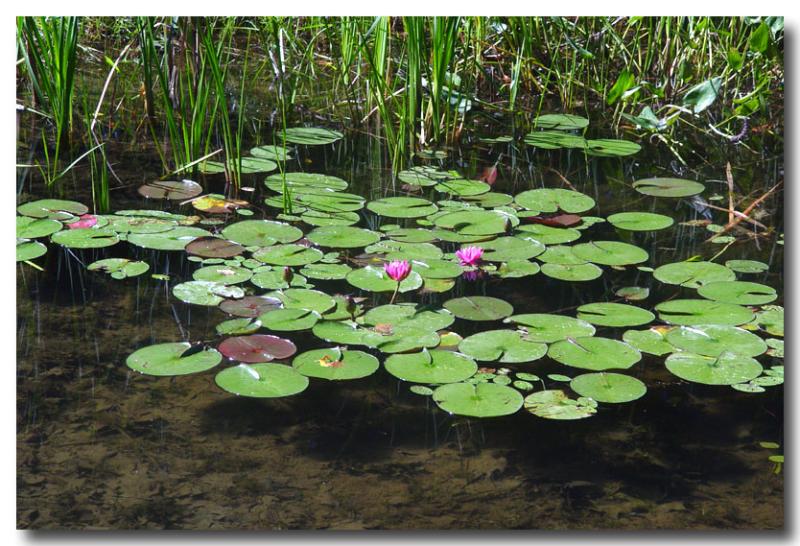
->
[218,334,297,363]
[215,318,262,336]
[655,299,754,326]
[128,227,210,251]
[300,263,352,280]
[584,139,641,157]
[258,308,321,332]
[570,373,647,403]
[16,217,61,239]
[496,260,541,278]
[576,303,655,327]
[697,281,777,305]
[283,126,343,145]
[250,144,292,161]
[297,191,366,213]
[88,258,150,279]
[300,209,360,227]
[433,210,512,236]
[51,228,119,249]
[434,178,491,197]
[221,220,302,246]
[253,244,324,266]
[515,189,595,214]
[665,351,763,385]
[126,342,222,376]
[665,325,767,357]
[725,260,769,274]
[265,172,349,193]
[633,178,705,198]
[571,241,648,266]
[412,259,464,279]
[515,224,581,245]
[228,156,278,174]
[384,350,478,384]
[523,390,597,420]
[307,226,381,249]
[16,240,47,262]
[475,237,545,262]
[524,131,587,150]
[506,314,596,343]
[215,363,309,398]
[458,330,548,363]
[250,269,310,290]
[367,197,438,218]
[615,286,650,301]
[346,265,423,293]
[533,113,589,130]
[185,237,245,258]
[622,328,674,356]
[265,288,336,314]
[173,280,243,306]
[444,296,513,321]
[433,382,523,418]
[219,295,282,318]
[750,305,784,336]
[193,265,252,284]
[292,347,379,380]
[137,180,202,200]
[653,261,736,289]
[607,212,674,231]
[548,337,641,371]
[541,262,603,282]
[18,199,88,220]
[362,304,455,332]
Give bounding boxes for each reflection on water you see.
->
[17,122,783,529]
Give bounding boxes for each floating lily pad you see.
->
[665,352,763,385]
[367,197,438,218]
[266,288,336,314]
[101,214,177,234]
[138,180,202,200]
[385,350,478,384]
[571,241,648,266]
[250,268,310,290]
[697,281,777,305]
[215,363,309,398]
[216,318,262,336]
[633,178,705,198]
[362,304,455,332]
[655,299,754,326]
[126,342,222,376]
[222,220,302,246]
[397,166,452,187]
[607,212,674,231]
[524,131,587,150]
[515,224,581,244]
[265,172,349,193]
[185,237,245,259]
[173,280,243,306]
[444,296,513,321]
[127,227,210,251]
[16,217,61,239]
[506,314,596,343]
[622,328,674,356]
[250,144,292,161]
[496,260,541,278]
[18,199,88,220]
[346,265,423,293]
[192,265,252,285]
[476,237,545,262]
[283,126,343,145]
[433,210,512,236]
[258,308,321,332]
[515,189,595,214]
[297,191,365,213]
[412,259,464,279]
[570,373,647,403]
[300,263,352,280]
[576,302,655,327]
[540,262,603,282]
[433,382,523,418]
[219,295,282,318]
[653,261,736,288]
[548,337,641,371]
[750,306,783,336]
[465,192,514,208]
[253,244,324,266]
[386,228,436,243]
[458,330,548,363]
[88,258,149,279]
[434,178,491,197]
[312,320,382,347]
[17,238,46,262]
[366,240,444,261]
[228,156,278,173]
[197,161,226,174]
[615,286,650,301]
[307,226,380,248]
[299,209,360,227]
[533,113,589,130]
[292,347,379,380]
[725,260,769,274]
[665,325,767,357]
[218,334,297,363]
[523,390,597,420]
[585,139,641,157]
[51,228,119,249]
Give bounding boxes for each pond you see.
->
[16,16,783,530]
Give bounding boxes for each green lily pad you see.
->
[665,352,763,385]
[412,259,464,279]
[173,280,243,306]
[523,390,597,420]
[300,263,352,280]
[607,212,674,231]
[193,265,252,284]
[18,199,88,220]
[16,217,61,239]
[725,260,769,274]
[258,308,321,332]
[126,342,222,376]
[496,260,541,278]
[397,166,452,187]
[221,220,302,246]
[366,240,444,261]
[307,226,381,249]
[653,261,736,288]
[515,189,595,214]
[386,228,436,243]
[88,258,149,279]
[138,179,203,201]
[533,113,589,130]
[16,240,47,262]
[665,325,767,357]
[633,178,705,198]
[576,303,655,327]
[622,328,674,356]
[433,382,523,418]
[283,126,343,145]
[749,305,783,336]
[506,314,596,343]
[571,241,648,266]
[253,244,324,266]
[265,172,349,193]
[585,139,641,157]
[51,228,119,249]
[655,299,754,326]
[362,304,455,332]
[265,288,336,314]
[297,191,365,213]
[127,227,210,251]
[465,192,514,208]
[434,178,491,197]
[434,210,513,236]
[444,296,513,321]
[367,197,438,218]
[524,131,588,150]
[215,363,309,398]
[458,330,548,363]
[228,156,278,173]
[548,337,641,371]
[697,281,777,305]
[515,224,581,244]
[346,265,423,293]
[250,144,292,161]
[215,318,262,336]
[615,286,650,301]
[312,320,381,347]
[475,236,545,262]
[385,349,478,384]
[541,262,603,281]
[292,347,379,380]
[300,209,360,227]
[570,373,647,403]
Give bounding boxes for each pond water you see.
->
[17,105,783,529]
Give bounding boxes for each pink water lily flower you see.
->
[384,260,411,282]
[68,214,98,230]
[455,246,483,267]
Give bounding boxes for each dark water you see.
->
[16,110,784,529]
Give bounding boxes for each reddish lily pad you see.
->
[218,334,297,363]
[185,237,246,258]
[219,295,282,318]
